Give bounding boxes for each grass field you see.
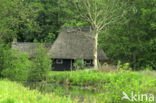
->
[0,79,77,103]
[0,70,156,103]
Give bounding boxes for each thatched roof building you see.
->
[12,42,51,57]
[12,27,107,60]
[48,27,107,60]
[12,27,108,70]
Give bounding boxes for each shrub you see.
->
[117,61,132,72]
[74,59,85,70]
[27,44,52,82]
[0,43,31,81]
[0,43,8,77]
[1,49,31,81]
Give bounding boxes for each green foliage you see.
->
[27,45,51,82]
[0,44,52,83]
[44,33,56,43]
[1,47,31,81]
[99,0,156,70]
[74,59,86,70]
[0,0,39,42]
[58,0,89,27]
[0,0,155,71]
[0,43,10,77]
[118,62,132,72]
[0,43,31,81]
[29,0,59,42]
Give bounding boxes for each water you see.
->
[25,82,105,102]
[46,84,105,103]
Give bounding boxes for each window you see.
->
[56,59,63,64]
[85,60,92,65]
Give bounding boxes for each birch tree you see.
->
[74,0,127,69]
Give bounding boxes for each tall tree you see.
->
[99,0,156,69]
[74,0,127,68]
[0,0,39,42]
[34,0,58,43]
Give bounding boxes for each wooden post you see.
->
[70,59,73,71]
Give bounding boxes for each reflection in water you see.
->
[24,82,105,102]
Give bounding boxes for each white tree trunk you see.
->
[93,33,98,69]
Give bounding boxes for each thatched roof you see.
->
[12,27,108,60]
[12,42,51,57]
[48,27,108,60]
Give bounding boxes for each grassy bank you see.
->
[0,79,77,103]
[0,70,155,103]
[48,70,155,87]
[47,70,156,103]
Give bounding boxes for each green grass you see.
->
[0,79,77,103]
[47,69,148,87]
[47,70,156,103]
[0,70,155,103]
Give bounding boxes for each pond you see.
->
[25,82,106,102]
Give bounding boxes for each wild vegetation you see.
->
[27,45,52,82]
[0,0,155,103]
[0,0,155,69]
[0,69,155,103]
[47,69,156,103]
[0,79,77,103]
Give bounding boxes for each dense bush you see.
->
[99,0,156,70]
[0,43,31,81]
[1,44,52,82]
[27,45,52,82]
[0,43,9,77]
[1,48,31,81]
